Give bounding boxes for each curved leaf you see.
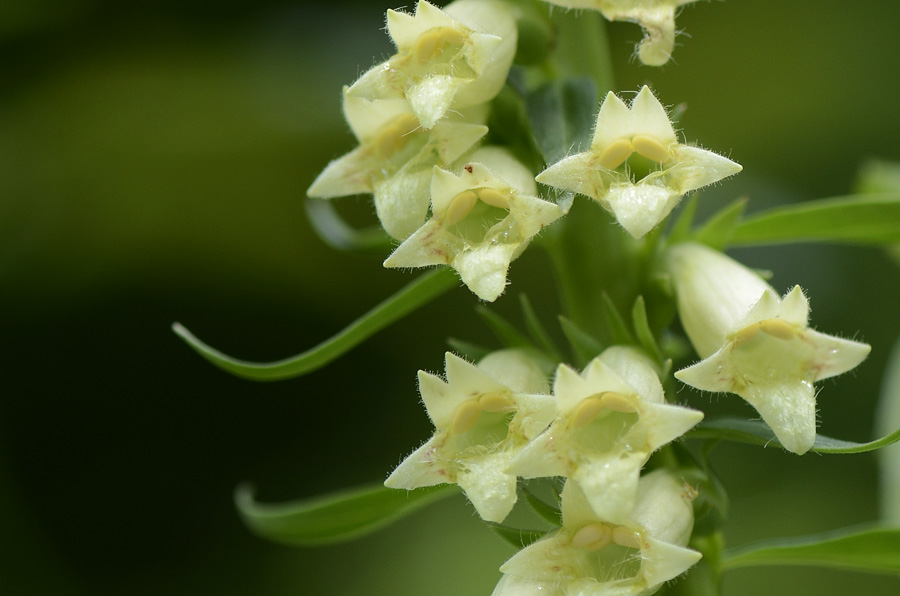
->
[305,199,392,253]
[173,268,458,381]
[236,483,457,546]
[723,525,900,575]
[688,416,900,454]
[487,523,548,549]
[732,193,900,246]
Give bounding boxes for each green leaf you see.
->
[487,523,548,549]
[304,199,392,253]
[446,337,492,363]
[526,78,597,164]
[173,268,458,381]
[667,195,699,245]
[732,193,900,246]
[521,486,562,526]
[693,197,747,250]
[600,293,635,346]
[631,296,663,363]
[688,416,900,454]
[235,483,457,546]
[723,525,900,575]
[476,306,532,349]
[559,315,604,368]
[519,294,563,360]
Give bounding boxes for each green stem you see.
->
[551,9,616,94]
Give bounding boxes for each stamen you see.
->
[445,190,478,225]
[413,27,466,63]
[598,391,636,413]
[476,188,510,209]
[478,392,515,413]
[572,523,613,551]
[732,323,760,346]
[451,399,481,435]
[612,526,642,549]
[374,114,419,158]
[631,134,671,162]
[571,396,604,429]
[760,318,795,340]
[596,139,634,170]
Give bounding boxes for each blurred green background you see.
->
[2,0,900,594]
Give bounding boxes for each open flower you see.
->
[347,0,516,129]
[540,1,699,66]
[384,147,566,301]
[536,86,741,238]
[307,92,488,239]
[385,350,555,523]
[507,347,703,521]
[493,470,702,596]
[666,242,872,454]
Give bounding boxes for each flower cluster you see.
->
[388,347,705,593]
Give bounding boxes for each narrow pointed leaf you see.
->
[688,416,900,454]
[526,78,597,164]
[667,195,699,245]
[305,199,392,252]
[519,294,562,359]
[173,268,457,381]
[521,487,562,526]
[600,293,635,346]
[487,523,548,549]
[732,193,900,246]
[476,306,532,349]
[235,483,457,546]
[723,525,900,575]
[559,315,604,367]
[631,296,663,363]
[694,197,747,250]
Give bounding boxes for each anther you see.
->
[571,396,604,429]
[759,319,795,340]
[451,400,481,435]
[476,188,510,209]
[598,391,636,413]
[374,114,419,158]
[572,523,613,551]
[413,27,465,63]
[631,134,671,163]
[612,526,642,549]
[596,139,634,170]
[732,324,760,346]
[478,392,514,413]
[445,190,478,225]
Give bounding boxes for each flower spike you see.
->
[666,242,871,454]
[492,470,701,596]
[347,0,516,129]
[507,347,703,521]
[537,86,741,238]
[385,351,555,523]
[384,147,567,301]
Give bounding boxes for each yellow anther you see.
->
[732,323,760,346]
[413,27,466,63]
[478,392,514,413]
[760,318,796,340]
[596,138,634,170]
[374,114,419,158]
[572,523,613,551]
[445,190,478,225]
[598,391,636,413]
[571,396,604,429]
[631,134,671,163]
[451,399,481,435]
[476,188,510,209]
[612,526,642,549]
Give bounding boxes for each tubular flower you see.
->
[347,0,517,129]
[492,470,702,596]
[384,147,567,302]
[540,1,699,66]
[665,242,872,455]
[507,347,703,521]
[536,86,741,239]
[307,93,488,239]
[385,350,555,523]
